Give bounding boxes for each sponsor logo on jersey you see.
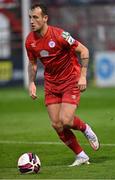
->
[62,31,75,45]
[40,50,49,57]
[48,40,56,48]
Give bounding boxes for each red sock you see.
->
[56,128,83,154]
[72,116,86,132]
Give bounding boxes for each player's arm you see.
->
[28,61,38,100]
[75,41,89,92]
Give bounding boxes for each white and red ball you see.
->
[17,153,41,174]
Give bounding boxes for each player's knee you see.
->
[52,122,63,132]
[59,114,72,128]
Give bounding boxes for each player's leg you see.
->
[45,89,85,156]
[59,102,90,166]
[60,86,87,131]
[62,87,100,151]
[60,102,97,150]
[47,103,83,155]
[44,82,87,160]
[72,116,100,151]
[47,103,63,132]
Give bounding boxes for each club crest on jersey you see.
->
[48,40,56,48]
[40,50,49,57]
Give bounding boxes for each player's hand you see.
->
[29,82,37,100]
[77,76,87,92]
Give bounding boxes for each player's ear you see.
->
[43,15,48,23]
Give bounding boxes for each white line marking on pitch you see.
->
[0,140,115,146]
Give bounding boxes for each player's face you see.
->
[29,7,48,32]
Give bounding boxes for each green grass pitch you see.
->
[0,86,115,179]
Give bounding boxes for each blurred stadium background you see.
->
[0,0,115,88]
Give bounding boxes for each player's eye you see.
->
[33,15,39,19]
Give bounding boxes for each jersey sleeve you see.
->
[25,38,37,64]
[60,31,79,49]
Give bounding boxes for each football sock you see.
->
[56,128,83,154]
[71,116,86,132]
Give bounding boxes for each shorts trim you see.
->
[45,101,78,106]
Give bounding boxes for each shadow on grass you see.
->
[91,155,112,164]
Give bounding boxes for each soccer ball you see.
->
[17,152,41,174]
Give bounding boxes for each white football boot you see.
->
[84,124,100,151]
[69,154,90,167]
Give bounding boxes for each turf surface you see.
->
[0,86,115,179]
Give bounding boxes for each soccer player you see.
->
[25,3,100,166]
